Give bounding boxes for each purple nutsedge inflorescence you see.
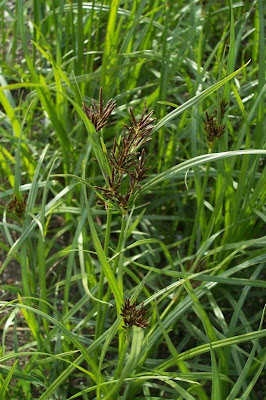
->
[7,195,27,218]
[83,88,155,212]
[203,99,228,146]
[121,298,149,330]
[83,88,116,132]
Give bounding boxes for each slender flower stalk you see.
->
[103,325,145,400]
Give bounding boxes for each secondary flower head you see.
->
[83,88,116,132]
[121,298,149,329]
[7,195,27,218]
[203,100,228,145]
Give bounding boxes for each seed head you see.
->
[203,100,228,144]
[95,102,155,212]
[7,195,27,218]
[121,298,149,329]
[83,88,116,132]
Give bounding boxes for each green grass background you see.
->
[0,0,265,399]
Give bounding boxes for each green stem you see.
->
[95,214,127,360]
[113,337,130,380]
[94,205,113,360]
[115,215,127,293]
[37,233,49,336]
[104,205,113,256]
[188,162,210,256]
[103,326,144,400]
[113,215,127,356]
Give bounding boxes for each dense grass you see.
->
[0,1,265,399]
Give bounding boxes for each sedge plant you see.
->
[0,1,265,399]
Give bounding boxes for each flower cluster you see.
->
[7,195,27,218]
[203,100,227,145]
[83,89,155,212]
[83,88,116,132]
[121,298,149,329]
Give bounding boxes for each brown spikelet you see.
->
[7,195,27,218]
[121,298,149,329]
[83,88,116,132]
[203,100,228,145]
[94,101,155,212]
